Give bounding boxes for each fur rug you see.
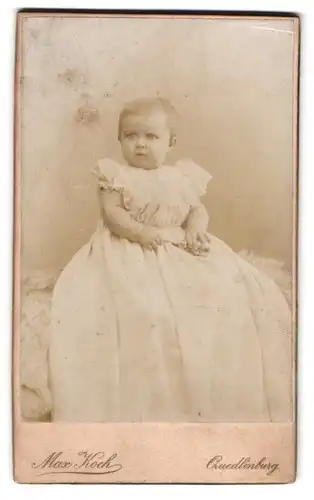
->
[20,251,292,421]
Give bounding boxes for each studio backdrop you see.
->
[20,17,294,276]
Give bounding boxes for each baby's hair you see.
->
[117,97,179,142]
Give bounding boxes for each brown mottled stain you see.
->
[58,68,87,87]
[74,102,100,125]
[30,29,39,40]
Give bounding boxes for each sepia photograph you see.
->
[14,11,299,484]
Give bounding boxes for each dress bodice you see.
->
[93,158,212,228]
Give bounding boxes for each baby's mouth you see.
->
[135,151,147,156]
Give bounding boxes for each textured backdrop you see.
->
[20,17,295,275]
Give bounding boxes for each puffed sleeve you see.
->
[92,158,132,209]
[176,158,212,197]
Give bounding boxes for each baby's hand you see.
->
[185,227,210,251]
[188,239,210,257]
[160,226,186,245]
[138,227,162,250]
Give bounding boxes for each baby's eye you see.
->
[146,133,158,140]
[124,132,137,139]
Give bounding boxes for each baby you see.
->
[101,97,210,256]
[51,96,292,423]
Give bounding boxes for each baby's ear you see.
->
[170,135,176,147]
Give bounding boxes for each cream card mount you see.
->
[13,10,299,484]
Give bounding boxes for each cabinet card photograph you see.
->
[13,11,299,484]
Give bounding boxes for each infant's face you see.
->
[119,111,172,169]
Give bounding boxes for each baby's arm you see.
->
[100,190,162,248]
[186,204,209,233]
[185,204,210,252]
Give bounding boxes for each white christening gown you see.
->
[49,158,292,422]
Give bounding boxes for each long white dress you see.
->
[49,158,292,422]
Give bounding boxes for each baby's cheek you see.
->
[124,144,134,157]
[152,146,163,159]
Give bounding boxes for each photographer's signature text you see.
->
[32,451,123,476]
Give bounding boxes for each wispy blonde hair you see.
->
[118,97,179,140]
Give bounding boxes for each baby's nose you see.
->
[136,136,146,147]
